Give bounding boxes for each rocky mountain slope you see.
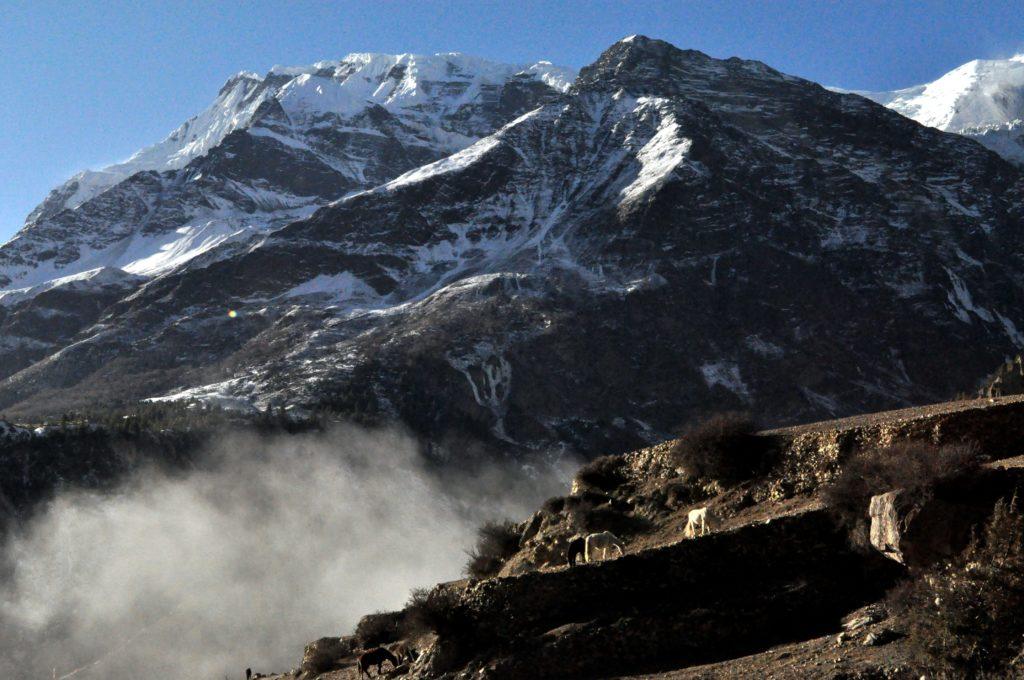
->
[252,394,1024,679]
[1,37,1023,458]
[850,53,1024,165]
[0,52,571,387]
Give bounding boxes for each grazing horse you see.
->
[584,531,625,562]
[566,535,586,567]
[684,506,712,538]
[358,647,400,677]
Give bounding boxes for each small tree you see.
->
[822,440,981,538]
[402,587,471,639]
[670,413,770,483]
[354,610,402,647]
[574,454,627,492]
[464,520,521,579]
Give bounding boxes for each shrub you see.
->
[664,479,698,508]
[670,413,771,483]
[402,587,472,640]
[464,519,521,579]
[574,454,627,492]
[823,440,981,536]
[354,610,402,647]
[574,503,651,535]
[542,496,566,514]
[889,497,1024,676]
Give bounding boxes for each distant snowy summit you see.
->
[24,51,576,225]
[846,54,1024,164]
[2,51,575,292]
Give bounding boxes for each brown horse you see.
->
[358,647,400,677]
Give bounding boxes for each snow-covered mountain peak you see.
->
[851,53,1024,164]
[219,71,262,92]
[2,49,575,297]
[14,51,578,235]
[1,36,1023,455]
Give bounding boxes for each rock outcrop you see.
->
[300,637,354,675]
[868,490,965,567]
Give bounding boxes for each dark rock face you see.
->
[868,468,1024,569]
[300,637,353,675]
[869,490,963,567]
[1,37,1024,459]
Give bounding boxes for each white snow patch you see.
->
[996,311,1024,347]
[0,266,142,307]
[945,267,994,323]
[282,272,380,305]
[383,138,504,190]
[699,361,751,399]
[447,342,514,441]
[954,246,983,267]
[620,99,694,204]
[800,387,840,415]
[145,379,257,412]
[744,335,784,358]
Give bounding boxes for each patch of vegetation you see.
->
[670,413,772,483]
[574,454,627,492]
[464,519,521,579]
[823,440,981,535]
[402,587,472,640]
[574,503,651,536]
[355,610,402,647]
[542,496,566,514]
[889,497,1024,676]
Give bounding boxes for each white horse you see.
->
[683,507,713,539]
[584,531,625,562]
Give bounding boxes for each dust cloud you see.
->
[0,425,575,679]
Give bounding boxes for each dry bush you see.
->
[574,503,651,536]
[354,610,402,647]
[670,413,771,483]
[823,440,982,533]
[542,496,566,514]
[574,454,627,492]
[663,479,699,508]
[888,497,1024,676]
[402,587,472,640]
[464,519,521,579]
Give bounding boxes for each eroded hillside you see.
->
[251,394,1024,679]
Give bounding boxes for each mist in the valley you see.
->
[0,425,577,680]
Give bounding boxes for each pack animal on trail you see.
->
[566,535,586,567]
[683,507,714,538]
[584,531,625,562]
[358,647,400,677]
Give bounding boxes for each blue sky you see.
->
[2,0,1023,241]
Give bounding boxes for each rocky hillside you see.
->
[254,394,1024,679]
[2,37,1024,460]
